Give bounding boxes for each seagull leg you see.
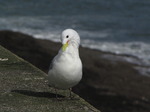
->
[55,88,58,99]
[69,88,72,98]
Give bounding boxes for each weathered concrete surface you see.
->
[0,45,100,112]
[1,30,150,112]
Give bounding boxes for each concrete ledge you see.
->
[0,45,100,112]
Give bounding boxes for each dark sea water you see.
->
[0,0,150,64]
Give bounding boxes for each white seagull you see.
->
[48,29,82,98]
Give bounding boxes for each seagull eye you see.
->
[66,35,69,38]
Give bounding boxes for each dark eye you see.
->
[66,35,69,38]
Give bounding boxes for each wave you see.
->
[0,16,150,66]
[81,40,150,65]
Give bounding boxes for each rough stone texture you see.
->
[0,30,150,112]
[0,45,99,112]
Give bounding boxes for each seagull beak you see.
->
[62,40,69,51]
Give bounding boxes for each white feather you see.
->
[48,29,82,89]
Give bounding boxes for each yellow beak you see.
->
[62,43,68,51]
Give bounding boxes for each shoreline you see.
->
[0,30,150,112]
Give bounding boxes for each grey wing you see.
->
[48,53,60,71]
[48,55,57,71]
[49,59,54,70]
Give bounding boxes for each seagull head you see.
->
[61,29,80,51]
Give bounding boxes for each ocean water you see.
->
[0,0,150,65]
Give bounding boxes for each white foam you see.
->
[135,67,150,76]
[0,16,150,66]
[81,40,150,66]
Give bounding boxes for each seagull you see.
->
[48,29,82,98]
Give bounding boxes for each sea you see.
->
[0,0,150,66]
